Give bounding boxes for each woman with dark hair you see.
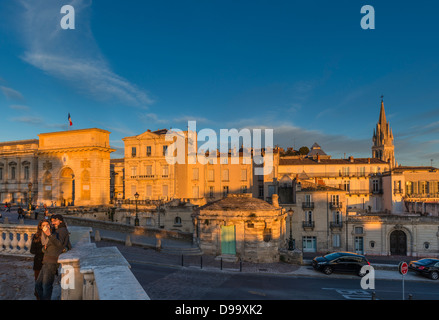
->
[30,220,48,299]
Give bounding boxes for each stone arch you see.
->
[59,167,74,206]
[388,225,412,256]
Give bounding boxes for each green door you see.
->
[221,225,236,255]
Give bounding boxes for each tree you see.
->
[298,146,310,155]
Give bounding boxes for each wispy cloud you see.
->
[16,0,153,108]
[10,116,67,130]
[1,86,25,101]
[9,104,30,111]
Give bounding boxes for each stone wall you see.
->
[63,215,193,242]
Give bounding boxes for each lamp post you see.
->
[71,174,75,206]
[288,208,295,250]
[28,182,32,212]
[134,192,139,226]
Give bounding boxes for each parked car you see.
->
[409,258,439,280]
[312,252,371,277]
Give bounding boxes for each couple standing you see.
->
[31,214,71,300]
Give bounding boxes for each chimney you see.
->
[368,158,371,164]
[349,156,354,163]
[317,154,321,163]
[272,194,279,208]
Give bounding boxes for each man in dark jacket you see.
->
[35,214,71,300]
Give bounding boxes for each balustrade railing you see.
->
[0,225,36,256]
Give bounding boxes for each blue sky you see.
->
[0,0,438,165]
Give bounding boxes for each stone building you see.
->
[0,128,114,207]
[281,179,347,253]
[346,214,439,257]
[121,128,253,203]
[382,166,439,214]
[256,100,394,214]
[194,193,287,262]
[0,139,39,204]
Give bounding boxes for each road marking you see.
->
[322,288,374,300]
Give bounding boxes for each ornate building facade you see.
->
[0,128,114,207]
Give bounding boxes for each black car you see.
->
[312,252,371,277]
[409,258,439,280]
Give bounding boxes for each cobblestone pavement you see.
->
[0,256,36,300]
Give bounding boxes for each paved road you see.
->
[130,261,439,300]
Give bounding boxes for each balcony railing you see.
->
[329,202,343,209]
[330,221,343,229]
[405,193,439,199]
[302,221,315,230]
[302,202,315,209]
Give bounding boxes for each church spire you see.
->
[372,96,395,168]
[378,95,387,126]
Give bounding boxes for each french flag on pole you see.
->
[68,113,73,126]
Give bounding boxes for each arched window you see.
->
[174,216,182,225]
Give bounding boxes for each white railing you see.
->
[0,225,36,256]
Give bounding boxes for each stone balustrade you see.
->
[0,223,150,300]
[0,224,36,256]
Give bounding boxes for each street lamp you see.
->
[288,208,295,250]
[134,192,139,226]
[28,182,32,212]
[71,174,75,206]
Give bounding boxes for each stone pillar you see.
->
[60,259,83,300]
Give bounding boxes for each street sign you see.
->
[398,261,408,300]
[398,262,408,275]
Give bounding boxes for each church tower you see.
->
[372,97,396,168]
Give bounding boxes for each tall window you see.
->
[372,180,379,192]
[209,186,214,198]
[258,185,264,198]
[145,165,152,176]
[208,169,214,182]
[223,186,229,197]
[305,194,312,205]
[0,167,2,180]
[131,147,137,157]
[333,234,341,248]
[405,181,413,195]
[163,145,168,156]
[333,211,342,223]
[305,210,313,223]
[222,169,229,181]
[131,166,137,177]
[24,166,30,180]
[192,168,199,180]
[162,165,169,177]
[146,146,151,156]
[241,169,247,181]
[331,194,340,205]
[11,166,16,180]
